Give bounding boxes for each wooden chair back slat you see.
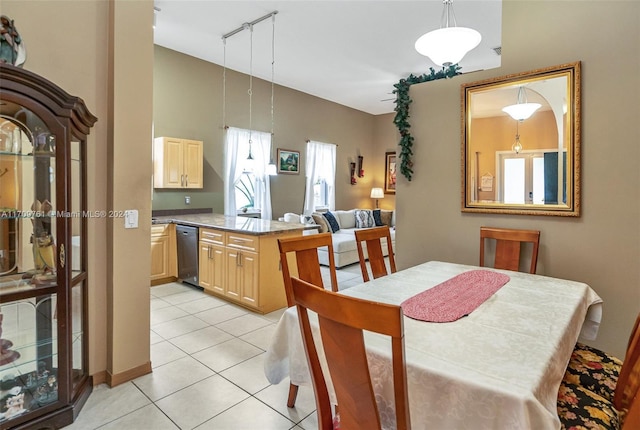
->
[355,226,397,282]
[480,226,540,274]
[278,232,338,306]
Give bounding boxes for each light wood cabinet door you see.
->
[199,242,226,295]
[239,250,258,307]
[226,249,242,301]
[151,234,170,280]
[198,242,213,290]
[163,137,184,188]
[151,224,177,284]
[183,139,203,188]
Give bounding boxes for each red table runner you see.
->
[401,270,510,322]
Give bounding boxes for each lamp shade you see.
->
[370,188,384,199]
[502,87,541,121]
[266,163,277,176]
[415,26,481,66]
[502,103,541,121]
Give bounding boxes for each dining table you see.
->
[263,261,603,430]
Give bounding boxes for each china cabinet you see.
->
[0,64,97,429]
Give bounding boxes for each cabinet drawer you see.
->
[227,233,259,252]
[200,228,226,245]
[151,224,170,237]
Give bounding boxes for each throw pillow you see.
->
[355,210,375,228]
[311,213,329,233]
[372,209,384,227]
[323,211,341,233]
[380,210,393,227]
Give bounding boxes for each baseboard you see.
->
[151,276,177,286]
[106,361,152,387]
[92,370,107,385]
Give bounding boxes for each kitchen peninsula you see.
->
[151,213,306,314]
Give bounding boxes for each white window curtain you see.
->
[224,127,272,220]
[303,140,336,215]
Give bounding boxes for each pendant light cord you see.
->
[270,14,276,163]
[248,24,253,150]
[222,38,227,129]
[442,0,458,28]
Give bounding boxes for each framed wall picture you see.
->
[384,151,397,194]
[277,148,300,174]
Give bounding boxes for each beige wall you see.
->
[153,46,385,217]
[387,0,640,359]
[3,0,153,383]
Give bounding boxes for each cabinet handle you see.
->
[185,175,188,186]
[207,245,211,259]
[180,174,184,187]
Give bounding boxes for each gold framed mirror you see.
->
[461,62,581,216]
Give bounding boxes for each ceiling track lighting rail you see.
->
[222,11,278,41]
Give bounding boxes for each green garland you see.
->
[392,64,461,181]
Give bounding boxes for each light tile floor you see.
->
[67,263,366,429]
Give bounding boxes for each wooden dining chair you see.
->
[479,226,540,274]
[290,276,411,430]
[277,232,338,408]
[565,313,640,402]
[354,226,397,282]
[558,312,640,429]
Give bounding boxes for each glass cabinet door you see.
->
[70,138,87,394]
[0,104,62,423]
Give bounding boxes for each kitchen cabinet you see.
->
[199,227,299,314]
[153,137,203,189]
[198,228,225,295]
[0,64,96,428]
[150,223,177,285]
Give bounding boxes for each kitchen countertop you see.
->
[151,213,311,236]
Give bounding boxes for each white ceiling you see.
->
[153,1,502,115]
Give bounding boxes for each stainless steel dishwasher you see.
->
[176,225,199,287]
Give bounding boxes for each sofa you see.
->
[309,209,396,268]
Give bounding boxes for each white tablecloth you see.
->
[263,261,603,430]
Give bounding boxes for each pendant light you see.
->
[502,86,541,121]
[512,121,523,154]
[266,14,278,176]
[245,23,255,171]
[221,12,278,173]
[415,0,482,67]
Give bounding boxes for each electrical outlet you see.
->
[185,196,191,205]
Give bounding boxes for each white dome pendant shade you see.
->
[502,86,541,121]
[414,0,482,67]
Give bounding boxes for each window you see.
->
[313,179,328,210]
[224,127,272,219]
[303,140,336,214]
[235,172,255,210]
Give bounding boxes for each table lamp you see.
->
[370,187,384,209]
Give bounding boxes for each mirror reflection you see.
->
[462,62,581,216]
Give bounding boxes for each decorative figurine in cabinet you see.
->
[0,63,97,428]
